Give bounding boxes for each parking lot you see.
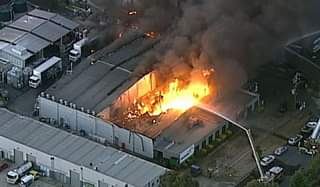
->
[0,161,69,187]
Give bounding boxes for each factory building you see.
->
[0,108,167,187]
[38,33,259,164]
[0,8,79,87]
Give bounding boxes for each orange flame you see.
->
[137,78,210,116]
[144,32,159,39]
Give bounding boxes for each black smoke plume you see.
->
[132,0,320,93]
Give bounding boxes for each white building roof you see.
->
[0,108,166,187]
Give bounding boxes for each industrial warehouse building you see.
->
[0,108,167,187]
[0,8,79,87]
[38,33,260,164]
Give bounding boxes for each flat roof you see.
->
[28,9,79,30]
[204,90,259,125]
[51,15,79,30]
[155,107,225,154]
[46,35,157,113]
[3,44,33,60]
[32,21,70,42]
[28,9,56,20]
[0,108,166,187]
[14,33,50,53]
[0,27,26,43]
[10,15,46,32]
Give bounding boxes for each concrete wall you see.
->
[38,96,154,158]
[0,136,134,187]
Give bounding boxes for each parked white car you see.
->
[260,155,275,167]
[274,146,288,156]
[264,166,284,182]
[306,121,318,129]
[288,134,303,145]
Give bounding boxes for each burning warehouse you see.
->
[38,31,259,164]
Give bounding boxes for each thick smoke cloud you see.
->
[133,0,320,93]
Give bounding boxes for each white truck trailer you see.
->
[69,37,88,63]
[7,162,32,184]
[29,56,62,88]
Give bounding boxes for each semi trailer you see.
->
[7,162,32,184]
[29,56,62,88]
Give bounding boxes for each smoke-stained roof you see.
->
[0,108,166,187]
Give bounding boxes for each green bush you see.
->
[226,130,233,136]
[220,134,227,140]
[198,149,208,157]
[207,144,215,151]
[215,137,222,143]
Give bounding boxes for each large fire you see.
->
[134,76,210,116]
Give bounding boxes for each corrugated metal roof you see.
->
[32,21,70,42]
[51,15,79,30]
[10,15,46,32]
[0,27,26,43]
[0,108,166,187]
[14,33,50,53]
[28,9,56,20]
[46,59,130,112]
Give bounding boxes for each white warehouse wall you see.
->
[38,97,154,158]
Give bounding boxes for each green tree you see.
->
[245,180,279,187]
[160,171,199,187]
[290,169,312,187]
[290,155,320,187]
